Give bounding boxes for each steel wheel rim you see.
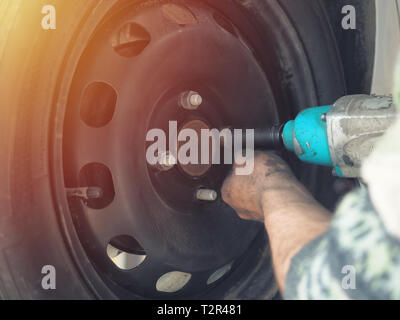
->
[50,0,324,299]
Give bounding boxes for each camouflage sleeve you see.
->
[284,187,400,300]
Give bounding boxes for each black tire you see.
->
[0,0,345,299]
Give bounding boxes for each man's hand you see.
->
[222,152,296,222]
[222,151,332,292]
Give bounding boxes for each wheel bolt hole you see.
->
[112,22,151,57]
[213,12,237,38]
[156,271,192,293]
[80,82,117,128]
[207,263,232,285]
[107,235,146,270]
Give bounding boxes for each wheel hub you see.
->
[178,119,213,177]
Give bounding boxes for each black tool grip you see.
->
[252,125,284,150]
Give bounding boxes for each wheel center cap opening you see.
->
[178,119,213,177]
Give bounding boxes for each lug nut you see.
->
[189,93,202,107]
[196,189,218,201]
[155,151,176,171]
[180,91,203,110]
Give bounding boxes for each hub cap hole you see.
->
[207,263,232,285]
[161,3,197,25]
[80,82,117,128]
[112,22,151,57]
[213,12,237,37]
[156,271,192,293]
[110,235,146,255]
[107,236,146,270]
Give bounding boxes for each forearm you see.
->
[261,177,331,292]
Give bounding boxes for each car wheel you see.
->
[0,0,345,299]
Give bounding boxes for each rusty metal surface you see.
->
[327,95,397,177]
